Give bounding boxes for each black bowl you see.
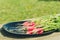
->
[2,20,56,37]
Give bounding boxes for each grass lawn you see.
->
[0,0,60,24]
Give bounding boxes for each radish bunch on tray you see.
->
[20,14,60,35]
[23,21,43,34]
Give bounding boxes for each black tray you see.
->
[2,20,56,37]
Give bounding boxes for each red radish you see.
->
[37,30,43,34]
[30,22,36,27]
[26,31,33,34]
[27,27,35,31]
[37,28,43,31]
[23,22,36,27]
[36,28,43,34]
[23,22,30,27]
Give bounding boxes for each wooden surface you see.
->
[0,24,60,40]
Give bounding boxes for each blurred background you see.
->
[0,0,60,24]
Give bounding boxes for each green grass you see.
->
[0,0,60,24]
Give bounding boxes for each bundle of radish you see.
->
[19,15,59,35]
[23,21,43,35]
